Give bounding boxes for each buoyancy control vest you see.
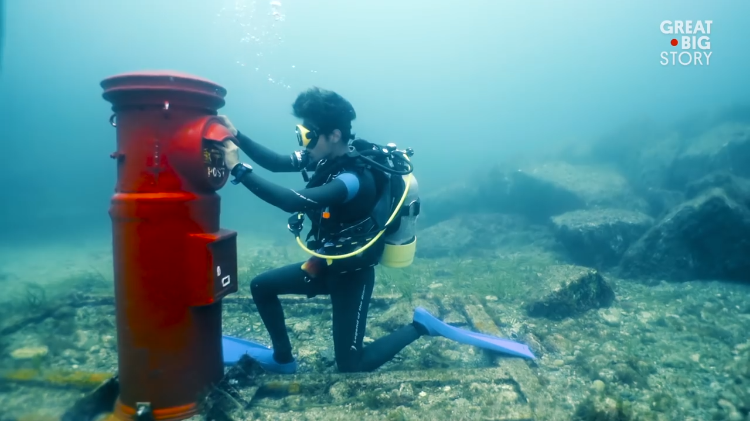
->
[287,139,420,268]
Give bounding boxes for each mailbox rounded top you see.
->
[101,71,228,111]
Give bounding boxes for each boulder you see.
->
[420,162,648,225]
[416,213,556,258]
[418,182,479,228]
[526,265,615,320]
[685,172,750,207]
[583,119,684,195]
[419,166,516,228]
[668,122,750,188]
[551,209,654,269]
[641,188,685,219]
[619,188,750,282]
[500,162,649,222]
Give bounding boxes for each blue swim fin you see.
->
[222,335,298,374]
[413,307,536,359]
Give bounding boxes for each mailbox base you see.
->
[113,400,199,421]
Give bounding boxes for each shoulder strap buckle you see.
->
[287,213,305,236]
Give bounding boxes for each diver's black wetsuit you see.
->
[234,132,423,372]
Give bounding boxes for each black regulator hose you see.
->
[358,153,413,176]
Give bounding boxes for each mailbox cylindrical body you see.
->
[101,71,239,420]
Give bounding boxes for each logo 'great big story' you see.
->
[660,20,713,66]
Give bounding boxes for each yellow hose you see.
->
[2,368,112,389]
[296,164,413,260]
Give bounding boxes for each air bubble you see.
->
[221,0,302,89]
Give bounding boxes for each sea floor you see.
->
[0,239,749,421]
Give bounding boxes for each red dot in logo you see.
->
[670,39,678,46]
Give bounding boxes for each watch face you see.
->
[233,164,245,177]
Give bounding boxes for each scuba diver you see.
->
[217,87,535,374]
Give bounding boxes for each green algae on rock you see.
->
[503,161,649,221]
[668,122,750,188]
[415,213,556,259]
[526,265,615,320]
[551,208,653,269]
[619,188,750,282]
[685,171,750,207]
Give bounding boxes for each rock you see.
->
[725,339,750,416]
[416,213,557,258]
[685,172,750,207]
[591,380,606,394]
[371,300,414,333]
[292,320,312,336]
[101,335,116,349]
[637,311,653,324]
[418,182,479,228]
[727,411,743,421]
[10,346,49,360]
[420,161,648,225]
[599,308,621,326]
[526,265,615,320]
[499,162,649,222]
[585,120,684,194]
[619,188,750,282]
[573,395,633,420]
[328,381,351,401]
[551,209,653,269]
[718,400,738,415]
[668,122,750,188]
[641,188,685,218]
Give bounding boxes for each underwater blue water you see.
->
[0,0,748,243]
[1,3,750,420]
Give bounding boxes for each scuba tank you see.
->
[380,174,420,268]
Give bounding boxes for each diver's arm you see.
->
[237,172,355,213]
[235,131,301,173]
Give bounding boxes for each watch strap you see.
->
[230,163,252,185]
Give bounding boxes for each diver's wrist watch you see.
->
[230,163,253,185]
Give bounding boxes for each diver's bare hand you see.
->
[217,115,239,141]
[218,140,241,170]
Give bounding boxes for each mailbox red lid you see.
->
[101,70,227,110]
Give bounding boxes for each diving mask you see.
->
[295,124,320,149]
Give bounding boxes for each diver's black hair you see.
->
[292,87,356,142]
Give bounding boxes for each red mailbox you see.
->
[101,71,238,420]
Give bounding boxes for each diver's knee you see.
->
[249,274,267,295]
